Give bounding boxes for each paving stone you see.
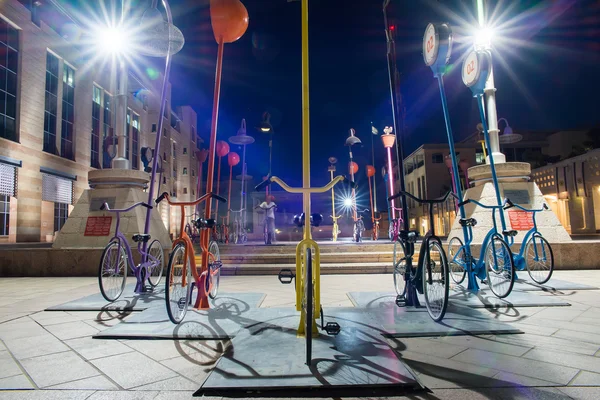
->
[519,317,600,335]
[64,336,135,361]
[154,392,198,400]
[3,333,69,360]
[525,307,586,322]
[121,339,185,362]
[30,311,88,326]
[0,319,47,341]
[492,371,562,387]
[160,355,214,383]
[553,328,600,345]
[0,350,22,379]
[86,391,160,400]
[90,351,177,390]
[131,376,198,391]
[0,390,94,400]
[20,351,99,388]
[524,348,600,374]
[570,371,600,386]
[451,348,579,385]
[573,316,600,327]
[47,375,118,390]
[0,374,34,389]
[427,335,532,357]
[558,387,600,400]
[44,320,99,341]
[493,333,600,356]
[389,337,467,359]
[426,387,571,400]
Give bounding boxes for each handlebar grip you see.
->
[458,199,471,207]
[388,192,401,201]
[141,203,153,210]
[543,203,549,210]
[100,202,108,211]
[503,198,515,210]
[342,176,357,189]
[211,193,227,203]
[155,192,168,204]
[255,176,271,191]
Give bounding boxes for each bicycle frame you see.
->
[102,201,158,293]
[157,192,223,309]
[505,202,549,272]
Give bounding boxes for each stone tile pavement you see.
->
[0,271,599,399]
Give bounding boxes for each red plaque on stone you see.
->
[84,216,113,236]
[508,210,534,231]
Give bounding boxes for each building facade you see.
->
[0,0,199,243]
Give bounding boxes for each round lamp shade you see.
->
[366,165,376,177]
[216,140,230,157]
[210,0,249,44]
[228,152,240,167]
[381,134,396,148]
[349,162,359,175]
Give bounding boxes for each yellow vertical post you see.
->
[330,169,335,220]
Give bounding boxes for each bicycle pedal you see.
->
[395,295,406,307]
[278,269,295,284]
[323,322,341,335]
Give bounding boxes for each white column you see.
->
[112,61,130,169]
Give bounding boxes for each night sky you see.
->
[166,0,599,188]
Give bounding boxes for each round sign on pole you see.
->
[462,50,492,94]
[422,23,452,70]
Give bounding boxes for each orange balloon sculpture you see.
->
[349,161,359,175]
[228,152,240,167]
[366,165,376,177]
[210,0,249,44]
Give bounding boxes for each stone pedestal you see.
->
[52,169,172,252]
[449,162,571,244]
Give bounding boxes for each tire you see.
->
[98,240,128,302]
[485,235,516,298]
[304,247,313,366]
[165,243,191,324]
[448,237,467,285]
[422,240,449,322]
[147,239,164,287]
[525,234,554,285]
[207,241,221,299]
[393,239,407,296]
[233,220,239,244]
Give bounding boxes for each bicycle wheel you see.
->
[207,241,221,299]
[447,237,467,285]
[485,235,516,298]
[393,239,407,296]
[422,240,449,322]
[232,220,239,244]
[98,240,128,302]
[165,243,191,324]
[147,239,164,287]
[304,246,313,366]
[525,234,554,284]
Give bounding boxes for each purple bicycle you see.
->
[98,201,164,302]
[388,206,404,242]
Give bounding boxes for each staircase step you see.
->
[214,262,394,276]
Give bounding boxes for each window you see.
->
[0,195,9,236]
[417,177,422,199]
[183,147,187,155]
[131,111,140,170]
[432,153,443,164]
[163,176,166,184]
[192,170,195,177]
[172,142,177,178]
[163,152,166,161]
[192,189,195,196]
[163,128,166,137]
[476,151,485,164]
[91,86,102,168]
[421,176,426,200]
[125,111,131,161]
[60,64,75,160]
[183,187,188,194]
[191,126,196,143]
[152,123,156,132]
[182,167,187,175]
[0,20,18,142]
[54,202,69,232]
[102,92,113,168]
[43,52,59,154]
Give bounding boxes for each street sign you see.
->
[423,23,452,71]
[462,50,492,93]
[508,210,534,231]
[84,216,113,236]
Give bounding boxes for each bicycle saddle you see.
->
[502,230,519,237]
[194,218,216,229]
[398,230,419,243]
[293,213,323,227]
[459,218,477,227]
[132,234,151,243]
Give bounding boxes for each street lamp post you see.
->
[229,119,255,242]
[345,128,361,222]
[370,123,379,212]
[381,127,397,221]
[258,112,274,199]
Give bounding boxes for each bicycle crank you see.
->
[278,269,295,284]
[320,306,341,335]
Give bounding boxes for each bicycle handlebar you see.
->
[254,175,353,194]
[503,198,548,213]
[100,201,152,213]
[388,190,457,205]
[155,192,227,206]
[458,197,510,210]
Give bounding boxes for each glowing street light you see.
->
[345,128,361,221]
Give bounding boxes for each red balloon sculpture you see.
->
[200,0,249,310]
[349,161,359,175]
[214,140,230,218]
[366,165,376,177]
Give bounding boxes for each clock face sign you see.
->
[423,23,438,66]
[462,50,480,87]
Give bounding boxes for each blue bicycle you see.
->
[447,197,516,298]
[503,200,554,285]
